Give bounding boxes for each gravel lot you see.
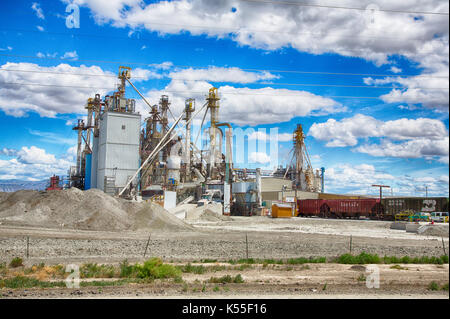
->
[0,216,448,265]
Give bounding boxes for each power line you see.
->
[1,81,390,99]
[239,0,450,16]
[2,23,448,44]
[1,53,448,79]
[1,69,448,90]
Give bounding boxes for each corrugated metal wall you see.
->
[96,111,141,191]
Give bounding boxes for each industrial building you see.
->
[66,65,446,219]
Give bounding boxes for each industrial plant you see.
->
[0,67,448,300]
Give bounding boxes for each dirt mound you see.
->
[185,203,224,221]
[0,188,194,232]
[418,224,449,237]
[198,209,232,222]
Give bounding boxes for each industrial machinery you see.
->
[67,65,235,211]
[273,124,324,193]
[46,175,63,191]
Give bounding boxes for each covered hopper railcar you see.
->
[297,197,449,220]
[296,198,385,219]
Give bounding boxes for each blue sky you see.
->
[0,0,448,196]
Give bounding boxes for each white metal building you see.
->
[92,111,141,193]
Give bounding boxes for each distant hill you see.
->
[0,179,48,192]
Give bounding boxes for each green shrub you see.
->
[9,257,23,268]
[178,263,206,274]
[134,258,181,280]
[0,276,65,289]
[357,274,366,282]
[287,257,326,264]
[233,274,244,283]
[441,283,449,291]
[80,263,115,278]
[119,259,136,278]
[337,252,380,264]
[201,259,217,263]
[428,281,439,291]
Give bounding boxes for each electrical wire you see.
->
[0,69,447,90]
[1,53,447,79]
[238,0,450,16]
[1,22,448,43]
[0,81,418,99]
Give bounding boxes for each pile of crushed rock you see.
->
[0,188,194,232]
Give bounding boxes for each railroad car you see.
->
[296,198,384,219]
[381,197,448,216]
[296,197,449,220]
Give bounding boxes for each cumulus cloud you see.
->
[249,151,271,164]
[325,162,449,196]
[0,146,74,181]
[248,130,292,142]
[37,26,45,32]
[60,0,448,111]
[0,62,156,117]
[389,66,402,74]
[61,51,79,61]
[309,114,449,162]
[364,69,449,111]
[169,66,279,83]
[62,1,448,66]
[141,78,345,126]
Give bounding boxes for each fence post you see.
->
[349,235,352,254]
[245,233,249,259]
[26,236,29,259]
[143,234,151,258]
[442,237,447,256]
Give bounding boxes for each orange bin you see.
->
[271,203,293,218]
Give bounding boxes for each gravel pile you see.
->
[0,188,194,232]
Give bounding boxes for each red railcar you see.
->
[297,198,385,219]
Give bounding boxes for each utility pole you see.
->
[425,185,428,198]
[371,184,390,201]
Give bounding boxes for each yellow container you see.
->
[271,203,293,218]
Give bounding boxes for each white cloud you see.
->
[31,2,45,20]
[0,46,12,51]
[17,146,56,165]
[325,162,449,196]
[389,66,402,74]
[309,114,449,162]
[0,62,118,117]
[169,66,279,84]
[141,79,345,126]
[0,148,17,157]
[249,151,271,164]
[61,51,79,61]
[63,1,448,67]
[62,0,448,111]
[0,146,74,181]
[37,25,44,32]
[149,61,174,70]
[248,131,292,142]
[364,70,449,111]
[356,137,449,160]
